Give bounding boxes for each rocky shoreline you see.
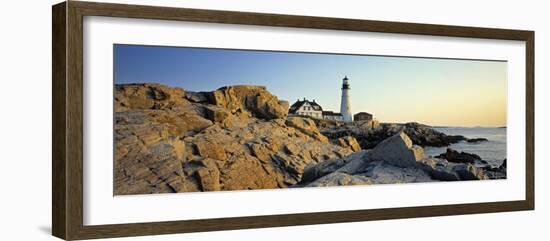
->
[315,119,484,149]
[298,133,506,187]
[114,83,506,195]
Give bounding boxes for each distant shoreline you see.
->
[431,126,507,129]
[381,122,506,129]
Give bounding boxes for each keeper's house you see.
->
[288,98,323,118]
[289,98,344,121]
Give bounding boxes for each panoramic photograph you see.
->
[113,44,507,195]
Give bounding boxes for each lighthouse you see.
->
[340,76,353,121]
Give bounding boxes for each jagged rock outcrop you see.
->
[115,83,189,112]
[114,83,351,194]
[207,85,290,120]
[318,121,467,149]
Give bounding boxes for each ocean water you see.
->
[424,127,507,167]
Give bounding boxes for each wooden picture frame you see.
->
[52,1,534,240]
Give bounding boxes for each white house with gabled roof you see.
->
[288,98,323,118]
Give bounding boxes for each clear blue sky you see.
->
[114,44,507,127]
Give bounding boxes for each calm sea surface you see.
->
[424,127,506,167]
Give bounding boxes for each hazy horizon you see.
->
[114,44,507,127]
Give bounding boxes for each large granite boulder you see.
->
[367,131,424,168]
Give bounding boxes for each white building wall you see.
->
[295,102,322,118]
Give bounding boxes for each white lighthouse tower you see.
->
[340,76,353,121]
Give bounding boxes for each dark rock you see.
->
[318,121,467,149]
[401,122,467,147]
[481,158,507,179]
[467,138,489,143]
[435,148,483,164]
